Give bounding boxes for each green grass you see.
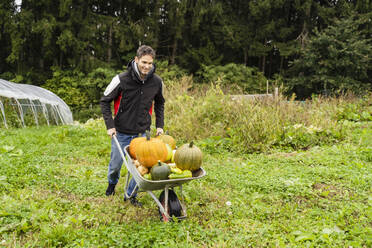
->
[0,118,371,247]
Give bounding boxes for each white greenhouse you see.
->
[0,79,73,128]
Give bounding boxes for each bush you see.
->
[156,60,188,83]
[42,67,117,118]
[72,105,102,123]
[335,95,372,122]
[273,123,342,150]
[43,69,89,110]
[85,67,117,105]
[195,63,267,93]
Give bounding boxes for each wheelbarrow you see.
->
[113,135,206,222]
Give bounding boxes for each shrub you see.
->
[85,67,117,105]
[334,95,372,122]
[156,60,188,83]
[42,67,117,119]
[273,123,342,150]
[43,69,89,110]
[72,105,102,123]
[195,63,267,93]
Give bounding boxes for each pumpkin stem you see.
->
[165,130,169,135]
[145,131,151,140]
[189,141,194,148]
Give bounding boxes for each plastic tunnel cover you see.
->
[0,79,73,126]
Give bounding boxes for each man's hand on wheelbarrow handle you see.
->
[107,128,117,138]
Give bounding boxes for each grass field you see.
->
[0,117,371,247]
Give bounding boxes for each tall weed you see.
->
[162,78,368,153]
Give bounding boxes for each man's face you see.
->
[135,54,154,77]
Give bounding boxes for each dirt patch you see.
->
[312,183,341,198]
[270,151,298,158]
[293,195,310,205]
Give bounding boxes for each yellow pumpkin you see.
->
[165,144,173,162]
[135,131,168,168]
[156,132,176,150]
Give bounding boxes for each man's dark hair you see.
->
[136,45,156,59]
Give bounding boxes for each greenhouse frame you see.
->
[0,79,73,128]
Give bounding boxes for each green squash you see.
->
[174,141,202,171]
[150,161,171,180]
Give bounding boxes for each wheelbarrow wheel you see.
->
[158,189,182,222]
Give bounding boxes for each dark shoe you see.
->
[130,198,143,207]
[105,184,116,196]
[125,197,143,207]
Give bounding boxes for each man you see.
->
[100,45,165,206]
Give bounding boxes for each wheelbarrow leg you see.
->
[147,190,171,221]
[179,185,187,217]
[164,185,169,217]
[123,172,138,199]
[123,172,130,198]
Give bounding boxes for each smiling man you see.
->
[100,45,165,206]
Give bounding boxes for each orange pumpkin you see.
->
[135,131,168,168]
[129,134,145,159]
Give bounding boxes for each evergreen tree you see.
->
[176,0,225,73]
[158,0,187,65]
[287,13,372,98]
[56,0,95,71]
[0,0,15,74]
[1,0,371,99]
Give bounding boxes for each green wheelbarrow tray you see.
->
[113,135,206,222]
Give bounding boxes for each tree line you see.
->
[0,0,371,101]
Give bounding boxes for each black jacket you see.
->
[100,61,165,134]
